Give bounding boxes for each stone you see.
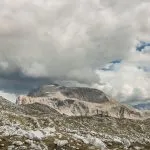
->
[54,139,68,147]
[13,141,23,146]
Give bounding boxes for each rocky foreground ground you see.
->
[0,96,150,150]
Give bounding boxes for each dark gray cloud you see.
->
[0,0,150,102]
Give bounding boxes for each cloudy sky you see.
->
[0,0,150,104]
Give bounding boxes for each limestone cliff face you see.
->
[27,85,110,103]
[16,85,142,119]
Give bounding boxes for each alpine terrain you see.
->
[0,85,150,150]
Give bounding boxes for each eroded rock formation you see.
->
[16,85,143,119]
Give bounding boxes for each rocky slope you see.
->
[16,85,143,119]
[0,96,150,150]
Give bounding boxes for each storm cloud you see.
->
[0,0,150,102]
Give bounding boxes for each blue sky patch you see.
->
[101,59,122,71]
[136,41,150,52]
[110,59,122,64]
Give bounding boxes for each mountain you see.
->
[0,95,150,150]
[16,85,143,119]
[0,96,26,114]
[133,102,150,110]
[28,85,110,103]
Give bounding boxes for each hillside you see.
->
[17,85,143,119]
[0,96,150,150]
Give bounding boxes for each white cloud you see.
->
[142,46,150,54]
[0,0,149,84]
[0,91,16,103]
[0,0,150,103]
[94,49,150,104]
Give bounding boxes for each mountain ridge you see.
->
[16,85,144,119]
[0,95,150,150]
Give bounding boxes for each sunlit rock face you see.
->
[16,85,143,119]
[27,84,110,103]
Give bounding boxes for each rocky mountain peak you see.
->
[27,84,111,103]
[16,85,144,119]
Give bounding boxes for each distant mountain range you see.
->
[133,102,150,110]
